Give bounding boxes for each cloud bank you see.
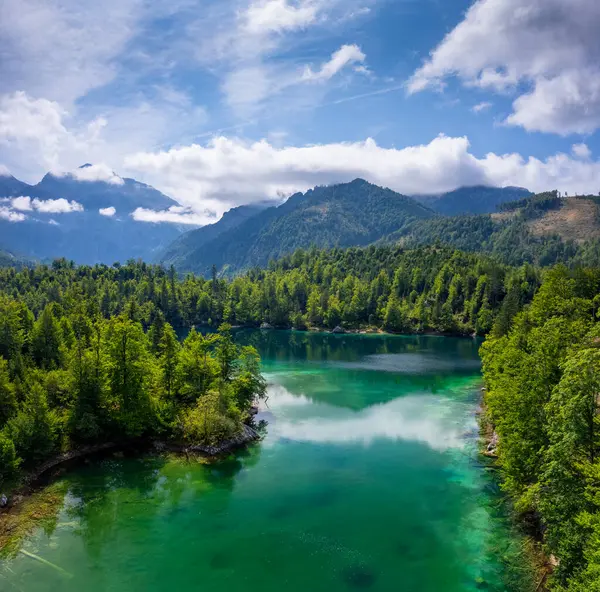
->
[125,134,600,219]
[132,205,210,225]
[66,164,124,185]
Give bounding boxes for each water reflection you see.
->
[261,383,474,451]
[235,329,481,368]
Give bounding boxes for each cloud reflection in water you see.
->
[261,383,472,452]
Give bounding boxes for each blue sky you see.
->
[1,0,600,223]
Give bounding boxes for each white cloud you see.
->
[0,0,146,105]
[243,0,319,35]
[221,66,273,114]
[301,44,366,82]
[99,206,117,217]
[131,205,210,225]
[0,206,26,222]
[573,143,592,160]
[0,91,208,183]
[125,134,600,218]
[0,195,83,219]
[471,101,492,113]
[32,198,83,213]
[408,0,600,135]
[10,196,33,211]
[0,92,73,172]
[209,0,373,116]
[67,164,124,185]
[0,164,10,177]
[506,68,600,134]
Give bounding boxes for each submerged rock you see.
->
[342,564,377,589]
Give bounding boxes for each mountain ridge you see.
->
[159,178,436,275]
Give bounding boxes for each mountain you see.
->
[0,248,35,269]
[37,167,175,212]
[160,203,270,271]
[160,179,435,276]
[0,174,35,198]
[414,186,532,215]
[0,166,187,264]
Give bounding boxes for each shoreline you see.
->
[0,422,261,518]
[225,323,481,339]
[478,396,551,592]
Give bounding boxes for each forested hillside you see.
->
[159,203,269,271]
[390,191,600,267]
[0,296,266,489]
[159,179,435,275]
[163,182,600,277]
[0,250,34,269]
[1,246,537,340]
[482,266,600,591]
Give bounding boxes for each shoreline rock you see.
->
[154,424,261,457]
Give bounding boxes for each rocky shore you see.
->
[153,424,261,457]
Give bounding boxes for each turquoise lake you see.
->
[0,331,531,592]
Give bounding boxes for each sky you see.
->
[1,0,600,224]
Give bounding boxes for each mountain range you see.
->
[158,181,545,274]
[413,185,532,215]
[159,179,437,275]
[5,166,583,273]
[0,166,185,265]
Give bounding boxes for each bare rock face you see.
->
[260,322,274,330]
[331,326,346,334]
[0,493,8,508]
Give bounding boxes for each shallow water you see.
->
[0,331,529,592]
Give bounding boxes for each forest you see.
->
[482,265,600,591]
[0,246,540,336]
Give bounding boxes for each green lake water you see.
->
[0,331,530,592]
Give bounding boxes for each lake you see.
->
[0,331,531,591]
